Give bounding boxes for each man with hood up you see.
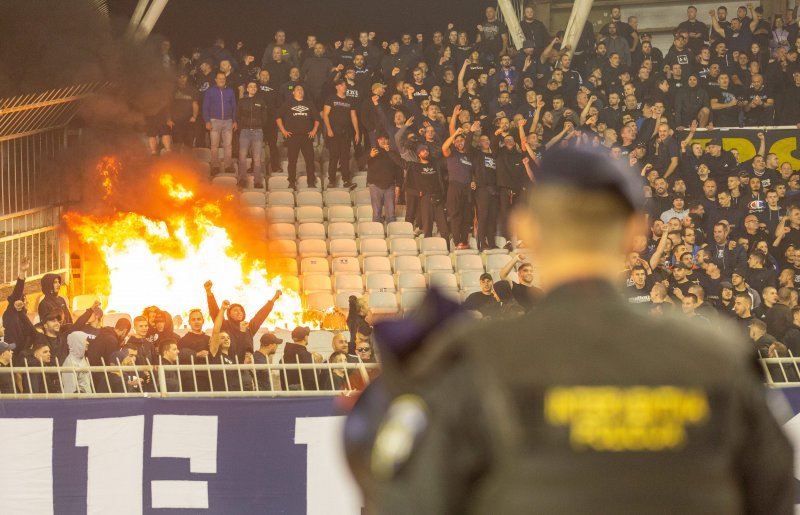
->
[3,257,36,360]
[37,272,72,325]
[87,318,131,393]
[204,280,282,363]
[62,331,91,393]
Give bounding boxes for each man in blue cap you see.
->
[346,146,793,514]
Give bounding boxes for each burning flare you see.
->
[65,160,307,330]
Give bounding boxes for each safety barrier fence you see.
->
[760,356,800,386]
[0,359,379,398]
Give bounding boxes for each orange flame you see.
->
[97,156,121,200]
[65,164,309,331]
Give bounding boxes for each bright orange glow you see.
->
[97,156,121,200]
[65,166,309,330]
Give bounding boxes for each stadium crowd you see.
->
[4,2,800,392]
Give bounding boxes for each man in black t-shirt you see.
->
[743,74,774,125]
[256,69,283,174]
[463,273,502,318]
[499,255,543,311]
[322,80,359,189]
[478,6,508,63]
[170,72,199,150]
[709,73,742,127]
[276,85,321,188]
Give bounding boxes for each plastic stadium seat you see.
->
[197,161,211,177]
[335,291,360,310]
[267,206,295,224]
[456,254,485,272]
[298,239,328,257]
[353,189,371,206]
[306,292,334,311]
[279,276,300,293]
[368,291,399,314]
[298,222,326,240]
[267,223,297,241]
[296,206,324,224]
[300,257,330,275]
[331,256,361,275]
[353,176,368,188]
[103,312,132,329]
[324,190,352,206]
[424,254,454,273]
[459,270,483,291]
[72,294,99,313]
[389,238,419,256]
[328,222,356,240]
[367,273,396,293]
[438,288,462,302]
[242,206,266,222]
[387,221,414,239]
[296,190,323,207]
[360,238,389,257]
[393,255,423,274]
[335,274,364,293]
[267,239,297,257]
[267,257,298,275]
[400,291,426,312]
[487,253,513,272]
[328,205,355,223]
[296,181,322,192]
[268,176,292,192]
[211,175,237,190]
[357,221,385,239]
[364,256,392,276]
[330,239,359,258]
[428,272,458,290]
[241,191,266,207]
[397,272,427,292]
[267,191,295,207]
[192,147,212,162]
[302,275,332,293]
[420,237,449,255]
[356,205,373,222]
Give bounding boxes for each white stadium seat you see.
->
[393,255,423,274]
[302,275,332,293]
[356,205,373,221]
[399,290,426,313]
[334,274,364,293]
[367,273,397,293]
[387,221,414,239]
[335,291,359,310]
[487,253,513,272]
[267,206,295,224]
[389,238,419,256]
[424,254,454,273]
[296,190,323,207]
[324,190,352,206]
[360,238,389,257]
[357,221,385,239]
[328,222,357,240]
[296,206,324,223]
[300,257,330,276]
[328,205,355,223]
[298,239,328,257]
[240,191,266,207]
[267,176,292,192]
[267,191,295,207]
[211,175,237,190]
[456,254,485,272]
[329,239,359,258]
[298,222,326,240]
[368,291,398,314]
[353,189,371,205]
[242,206,266,222]
[428,272,458,290]
[268,223,296,240]
[331,256,361,275]
[420,237,449,255]
[192,147,212,162]
[364,256,392,275]
[459,270,483,291]
[353,175,368,188]
[398,272,427,292]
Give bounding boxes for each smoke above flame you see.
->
[64,156,308,330]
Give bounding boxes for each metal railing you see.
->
[0,205,67,286]
[0,358,380,399]
[760,356,800,387]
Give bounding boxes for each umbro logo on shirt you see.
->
[292,105,309,113]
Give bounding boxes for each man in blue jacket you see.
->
[203,72,237,174]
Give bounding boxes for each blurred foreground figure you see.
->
[344,147,793,514]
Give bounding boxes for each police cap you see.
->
[535,146,644,211]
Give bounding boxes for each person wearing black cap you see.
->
[0,340,17,393]
[659,192,688,222]
[254,333,282,391]
[674,74,710,129]
[462,273,501,317]
[346,146,793,514]
[700,138,738,187]
[323,79,359,189]
[280,326,317,391]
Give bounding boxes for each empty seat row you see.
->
[250,190,372,208]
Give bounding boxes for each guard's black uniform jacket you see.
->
[347,281,793,515]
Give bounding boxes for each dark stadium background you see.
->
[110,0,488,57]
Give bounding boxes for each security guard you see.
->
[344,146,793,514]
